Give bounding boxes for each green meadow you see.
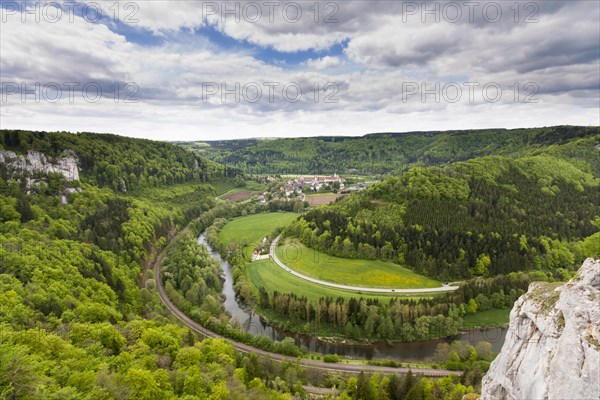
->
[217,212,299,248]
[275,239,441,289]
[246,258,430,303]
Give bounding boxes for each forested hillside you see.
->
[178,126,599,175]
[1,130,236,191]
[0,131,291,399]
[2,128,599,397]
[285,135,600,280]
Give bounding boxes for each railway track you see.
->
[153,228,462,378]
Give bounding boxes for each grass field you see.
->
[462,308,511,328]
[213,180,267,198]
[217,212,299,248]
[211,181,238,196]
[275,239,441,289]
[246,258,429,303]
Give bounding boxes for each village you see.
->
[251,174,373,208]
[277,174,368,197]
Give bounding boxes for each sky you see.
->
[1,0,599,140]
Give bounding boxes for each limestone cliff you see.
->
[0,150,79,182]
[480,258,600,400]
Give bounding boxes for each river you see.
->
[199,235,507,362]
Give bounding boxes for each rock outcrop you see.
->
[0,150,79,182]
[480,258,600,400]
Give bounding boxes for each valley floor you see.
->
[270,236,459,294]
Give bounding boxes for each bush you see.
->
[323,354,340,363]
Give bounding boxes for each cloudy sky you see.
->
[1,0,599,140]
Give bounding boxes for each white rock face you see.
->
[0,150,79,181]
[480,258,600,400]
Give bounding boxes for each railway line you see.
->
[153,228,462,378]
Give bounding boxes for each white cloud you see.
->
[1,1,598,139]
[306,56,343,70]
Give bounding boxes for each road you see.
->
[153,229,461,378]
[269,236,460,294]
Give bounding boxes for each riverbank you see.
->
[209,236,507,361]
[255,305,506,347]
[153,227,463,376]
[462,308,511,329]
[256,305,507,354]
[194,212,511,361]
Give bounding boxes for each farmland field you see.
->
[211,181,238,196]
[246,258,429,303]
[220,189,255,202]
[217,212,299,248]
[306,193,342,206]
[275,239,442,289]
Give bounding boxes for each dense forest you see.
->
[3,128,598,398]
[1,130,238,191]
[177,126,600,175]
[0,130,487,399]
[0,131,306,399]
[284,136,600,280]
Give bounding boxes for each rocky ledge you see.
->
[0,150,79,182]
[480,258,600,400]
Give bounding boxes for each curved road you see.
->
[153,229,461,378]
[270,236,460,294]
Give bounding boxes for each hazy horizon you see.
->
[4,124,600,143]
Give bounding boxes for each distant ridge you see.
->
[176,126,600,175]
